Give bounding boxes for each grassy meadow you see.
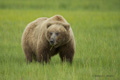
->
[0,0,120,80]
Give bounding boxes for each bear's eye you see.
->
[50,32,52,35]
[56,32,59,36]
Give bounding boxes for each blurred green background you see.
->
[0,0,120,80]
[0,0,120,11]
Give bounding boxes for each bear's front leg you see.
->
[59,41,75,63]
[37,46,51,63]
[23,46,33,63]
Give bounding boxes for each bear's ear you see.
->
[63,23,70,31]
[47,23,52,28]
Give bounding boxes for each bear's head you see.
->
[46,22,70,48]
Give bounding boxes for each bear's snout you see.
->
[49,33,57,45]
[50,39,55,45]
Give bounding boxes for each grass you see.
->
[0,0,120,80]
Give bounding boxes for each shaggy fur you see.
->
[22,15,75,63]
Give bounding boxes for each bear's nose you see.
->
[50,40,54,45]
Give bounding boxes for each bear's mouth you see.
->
[49,40,57,46]
[50,43,59,48]
[49,44,58,51]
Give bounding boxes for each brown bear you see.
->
[22,15,75,63]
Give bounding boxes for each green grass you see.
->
[0,0,120,80]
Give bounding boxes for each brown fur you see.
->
[22,15,75,63]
